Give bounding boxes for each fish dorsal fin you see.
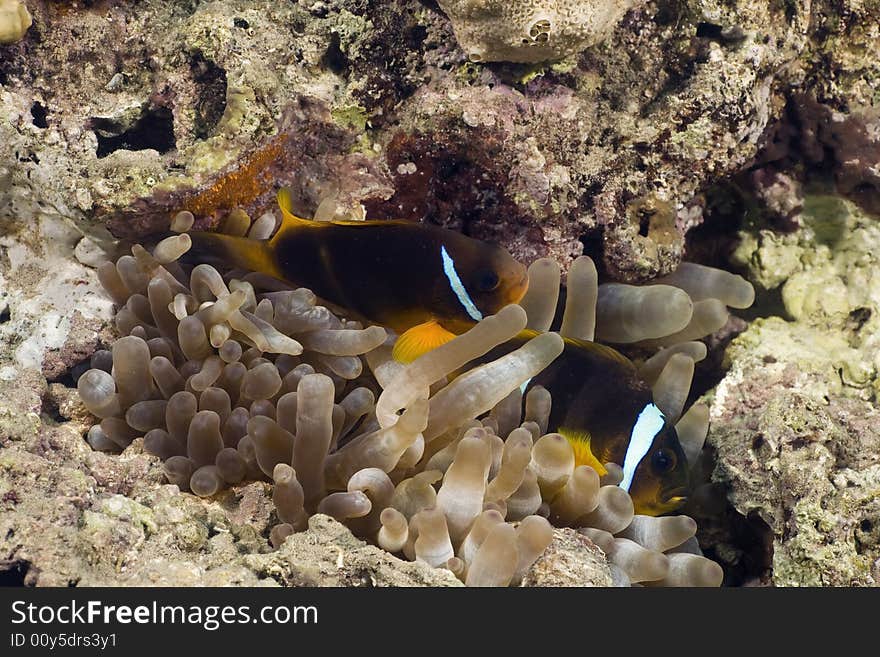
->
[392,320,458,364]
[275,187,418,233]
[561,336,635,369]
[512,330,634,369]
[515,328,544,343]
[558,428,608,476]
[275,187,312,234]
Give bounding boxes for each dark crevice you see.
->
[847,307,872,333]
[696,22,724,39]
[321,32,350,76]
[686,450,775,586]
[688,355,727,409]
[637,213,651,237]
[0,560,32,587]
[30,101,48,128]
[40,391,64,424]
[714,509,775,586]
[577,228,606,280]
[682,182,748,269]
[735,285,789,322]
[407,24,428,49]
[695,22,748,46]
[92,106,176,158]
[68,359,92,385]
[191,54,228,140]
[47,365,79,387]
[652,0,684,26]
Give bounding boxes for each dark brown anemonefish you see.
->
[183,196,687,515]
[478,333,691,516]
[185,189,528,356]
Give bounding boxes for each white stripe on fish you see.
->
[441,245,483,322]
[620,403,665,492]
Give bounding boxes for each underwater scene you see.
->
[0,0,878,589]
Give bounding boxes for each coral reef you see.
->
[436,0,642,63]
[701,197,880,586]
[1,0,877,283]
[0,0,878,589]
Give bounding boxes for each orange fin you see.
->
[558,428,608,477]
[392,321,457,364]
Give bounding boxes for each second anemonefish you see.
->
[185,189,528,354]
[478,334,691,516]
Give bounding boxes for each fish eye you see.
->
[476,270,500,292]
[651,448,677,474]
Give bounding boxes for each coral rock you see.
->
[437,0,641,63]
[707,200,880,585]
[248,514,463,587]
[520,528,614,586]
[0,0,31,45]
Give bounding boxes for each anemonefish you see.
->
[185,189,528,353]
[480,334,691,516]
[184,196,687,515]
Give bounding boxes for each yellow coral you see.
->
[437,0,641,63]
[0,0,31,45]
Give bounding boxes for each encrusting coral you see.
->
[75,206,756,587]
[437,0,642,63]
[0,0,30,45]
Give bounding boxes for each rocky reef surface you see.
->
[698,197,880,586]
[1,0,879,586]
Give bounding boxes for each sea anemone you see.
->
[76,208,752,587]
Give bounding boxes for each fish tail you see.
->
[186,230,284,281]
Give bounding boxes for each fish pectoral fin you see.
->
[392,320,458,364]
[558,428,608,477]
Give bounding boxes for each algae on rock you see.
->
[2,1,878,281]
[707,197,880,586]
